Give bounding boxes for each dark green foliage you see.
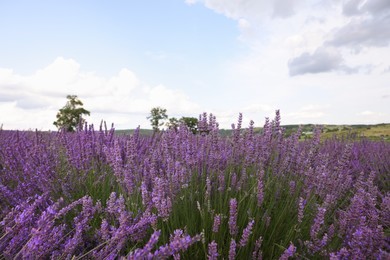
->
[166,116,198,133]
[166,117,180,131]
[180,117,198,134]
[147,107,168,131]
[53,95,90,132]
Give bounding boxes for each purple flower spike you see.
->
[279,243,296,260]
[128,230,160,259]
[229,198,238,237]
[298,197,305,224]
[208,240,218,260]
[212,214,221,233]
[239,219,255,247]
[229,239,236,260]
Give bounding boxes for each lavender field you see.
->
[0,111,389,259]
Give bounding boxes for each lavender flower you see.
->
[279,243,296,260]
[229,198,238,237]
[208,240,218,260]
[252,236,263,260]
[239,219,255,247]
[205,177,212,212]
[212,214,221,233]
[257,176,264,207]
[298,197,305,224]
[310,206,326,241]
[153,230,201,258]
[1,111,389,259]
[152,177,172,220]
[229,239,236,260]
[141,181,151,208]
[128,230,160,259]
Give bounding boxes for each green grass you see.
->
[115,123,390,141]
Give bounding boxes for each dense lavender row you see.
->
[0,111,389,259]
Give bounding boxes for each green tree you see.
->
[166,117,180,131]
[180,117,198,134]
[53,95,90,132]
[147,107,168,131]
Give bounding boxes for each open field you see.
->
[0,112,389,259]
[117,123,390,141]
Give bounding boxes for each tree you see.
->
[53,95,90,132]
[180,117,198,134]
[147,107,168,131]
[166,117,180,131]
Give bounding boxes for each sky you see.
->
[0,0,389,130]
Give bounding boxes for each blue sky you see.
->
[1,0,389,130]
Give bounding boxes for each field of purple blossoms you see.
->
[0,111,389,259]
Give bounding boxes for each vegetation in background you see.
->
[147,107,168,131]
[180,116,198,134]
[167,116,199,134]
[53,95,90,132]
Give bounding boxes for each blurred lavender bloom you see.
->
[229,198,238,237]
[239,219,255,247]
[228,239,236,260]
[207,240,218,260]
[279,243,296,260]
[212,214,221,233]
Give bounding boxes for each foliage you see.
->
[0,112,389,259]
[166,117,180,131]
[147,107,168,131]
[53,95,90,132]
[166,116,198,134]
[180,116,198,134]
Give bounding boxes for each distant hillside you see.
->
[318,123,390,141]
[115,123,390,141]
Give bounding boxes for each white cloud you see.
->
[343,0,390,16]
[328,16,390,49]
[272,0,300,18]
[356,110,389,124]
[285,105,328,122]
[0,57,200,130]
[237,18,250,30]
[189,0,390,74]
[288,47,345,76]
[358,110,375,116]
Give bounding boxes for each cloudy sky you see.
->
[1,0,389,130]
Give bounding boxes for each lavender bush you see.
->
[0,111,389,259]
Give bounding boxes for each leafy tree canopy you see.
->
[53,95,90,132]
[166,117,180,131]
[180,117,198,134]
[147,107,168,131]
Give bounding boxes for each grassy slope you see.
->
[116,124,390,141]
